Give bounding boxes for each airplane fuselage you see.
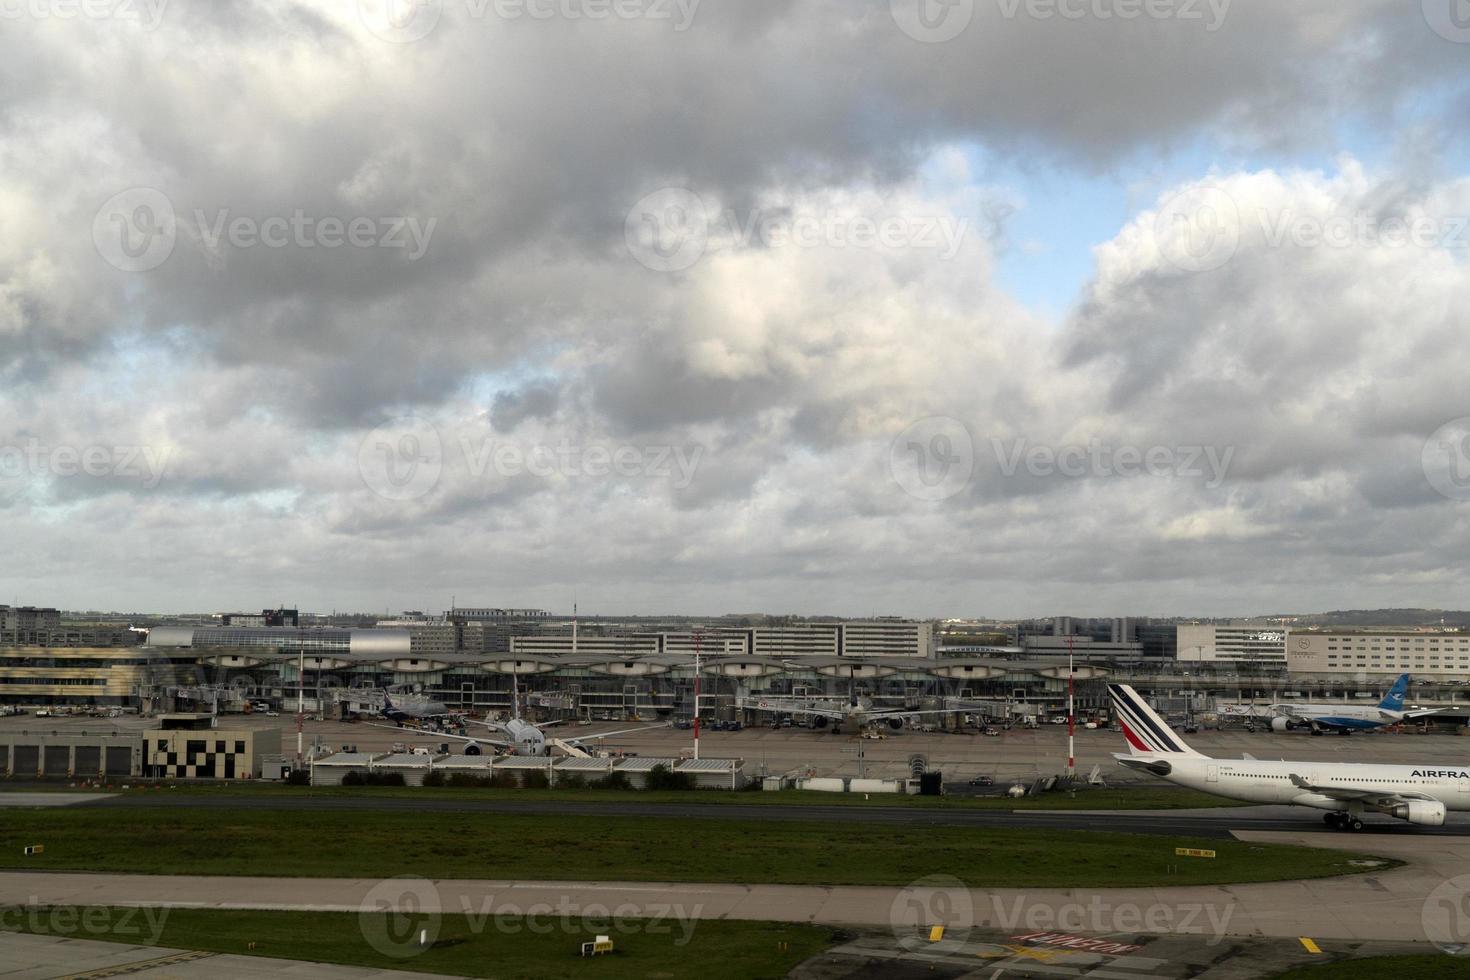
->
[1132,754,1470,814]
[1273,703,1401,729]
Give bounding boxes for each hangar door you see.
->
[74,745,102,775]
[105,746,133,775]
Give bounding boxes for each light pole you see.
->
[296,645,304,764]
[1067,633,1075,781]
[693,630,702,761]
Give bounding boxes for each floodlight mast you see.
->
[1067,634,1075,780]
[693,630,702,761]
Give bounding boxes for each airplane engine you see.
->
[1270,717,1292,733]
[812,716,829,729]
[1392,800,1447,826]
[463,742,482,756]
[887,716,904,730]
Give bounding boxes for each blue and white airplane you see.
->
[1265,674,1441,734]
[1111,683,1461,831]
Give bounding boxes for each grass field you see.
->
[1,906,834,980]
[0,807,1388,887]
[14,782,1248,810]
[1271,954,1470,979]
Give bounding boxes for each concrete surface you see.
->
[0,794,114,808]
[0,828,1459,944]
[0,931,462,979]
[4,712,1466,783]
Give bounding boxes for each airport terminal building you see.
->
[8,612,1470,724]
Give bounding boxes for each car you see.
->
[982,727,1002,737]
[674,719,693,730]
[1182,722,1200,734]
[969,775,995,787]
[265,710,280,717]
[1049,716,1067,725]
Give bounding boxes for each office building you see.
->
[1176,624,1288,666]
[1287,629,1470,678]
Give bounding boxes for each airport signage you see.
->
[1174,847,1216,859]
[23,844,43,855]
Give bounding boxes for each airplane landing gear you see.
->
[1324,812,1365,831]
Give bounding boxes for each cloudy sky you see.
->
[4,0,1470,618]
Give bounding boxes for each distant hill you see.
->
[1262,609,1470,628]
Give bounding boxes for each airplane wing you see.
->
[1287,773,1437,804]
[1400,708,1445,720]
[567,722,673,743]
[363,722,511,749]
[746,698,848,721]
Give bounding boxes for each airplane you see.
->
[380,690,462,727]
[1263,674,1443,735]
[1109,683,1464,831]
[370,673,668,757]
[740,684,958,732]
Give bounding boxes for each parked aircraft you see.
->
[1265,674,1442,734]
[371,673,667,757]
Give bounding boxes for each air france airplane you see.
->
[1110,683,1464,831]
[1265,673,1442,734]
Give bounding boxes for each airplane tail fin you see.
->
[1108,684,1205,758]
[1379,673,1409,712]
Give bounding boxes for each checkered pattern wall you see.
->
[148,736,250,779]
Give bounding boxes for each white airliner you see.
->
[740,691,956,731]
[1110,683,1465,831]
[370,673,667,757]
[1263,673,1442,734]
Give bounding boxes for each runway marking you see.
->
[1298,937,1321,954]
[57,949,214,978]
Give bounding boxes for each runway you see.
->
[0,829,1460,944]
[69,793,1470,838]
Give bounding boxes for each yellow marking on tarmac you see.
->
[1299,937,1322,954]
[977,943,1070,963]
[58,949,214,978]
